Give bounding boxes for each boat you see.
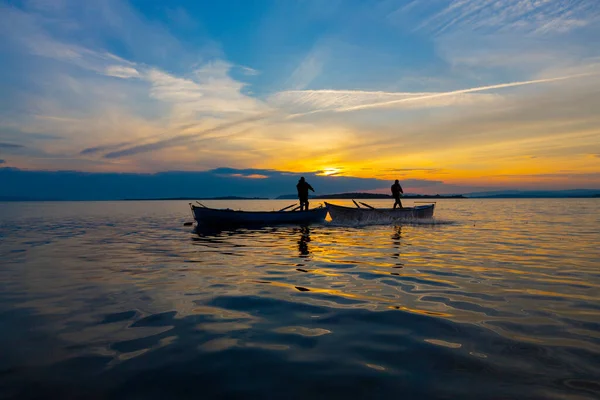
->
[325,201,435,222]
[190,202,328,226]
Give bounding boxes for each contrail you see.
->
[285,72,598,119]
[337,72,597,112]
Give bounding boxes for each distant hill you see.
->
[123,196,269,201]
[275,189,600,199]
[0,196,65,201]
[465,189,600,198]
[275,192,465,199]
[275,192,389,199]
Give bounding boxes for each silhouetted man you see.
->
[296,176,315,211]
[391,179,404,209]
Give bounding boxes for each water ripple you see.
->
[0,199,598,399]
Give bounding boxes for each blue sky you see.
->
[1,0,599,196]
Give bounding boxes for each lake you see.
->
[0,199,598,399]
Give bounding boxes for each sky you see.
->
[0,0,599,196]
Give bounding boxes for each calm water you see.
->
[0,199,599,399]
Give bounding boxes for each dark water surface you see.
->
[0,199,599,399]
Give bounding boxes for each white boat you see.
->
[325,201,435,222]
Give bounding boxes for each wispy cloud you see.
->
[147,61,269,119]
[104,65,141,79]
[286,44,327,90]
[239,66,260,76]
[0,143,25,149]
[387,0,600,83]
[406,0,600,35]
[103,113,272,159]
[79,141,133,156]
[385,168,446,174]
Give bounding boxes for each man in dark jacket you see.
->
[296,176,315,211]
[391,179,404,209]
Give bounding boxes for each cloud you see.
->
[104,65,141,79]
[0,7,136,78]
[0,2,272,168]
[239,66,260,76]
[387,0,600,84]
[25,40,135,76]
[385,168,445,174]
[146,61,269,119]
[1,0,598,194]
[227,173,269,179]
[407,0,600,35]
[286,44,327,90]
[79,141,133,156]
[0,159,5,164]
[0,143,25,149]
[103,113,272,159]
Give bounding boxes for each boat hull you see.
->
[191,205,328,226]
[325,202,435,222]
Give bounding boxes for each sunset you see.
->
[1,2,599,399]
[1,0,599,197]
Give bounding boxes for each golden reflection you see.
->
[504,288,598,302]
[424,339,462,348]
[273,326,331,337]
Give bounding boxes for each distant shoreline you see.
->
[1,195,599,202]
[276,193,465,200]
[123,196,270,201]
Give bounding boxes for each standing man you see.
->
[296,176,315,211]
[391,179,404,209]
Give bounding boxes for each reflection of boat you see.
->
[325,201,435,222]
[190,203,328,226]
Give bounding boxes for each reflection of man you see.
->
[298,226,310,256]
[296,177,315,211]
[391,179,404,209]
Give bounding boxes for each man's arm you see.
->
[308,184,315,192]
